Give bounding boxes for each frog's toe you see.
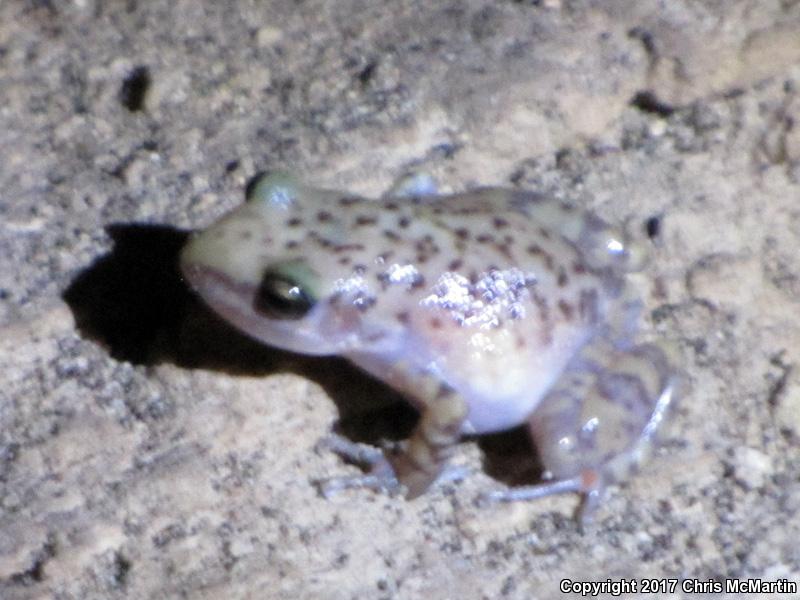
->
[478,468,606,530]
[315,434,404,497]
[316,433,388,466]
[316,468,403,498]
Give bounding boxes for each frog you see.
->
[180,171,678,522]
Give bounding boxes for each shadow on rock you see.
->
[62,223,414,438]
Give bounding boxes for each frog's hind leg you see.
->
[482,340,678,528]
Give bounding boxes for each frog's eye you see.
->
[246,171,299,209]
[254,262,318,320]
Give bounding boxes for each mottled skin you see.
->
[181,172,678,518]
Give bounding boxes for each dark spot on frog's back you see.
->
[579,288,599,323]
[495,242,513,261]
[355,215,378,227]
[396,311,410,324]
[415,234,439,257]
[339,196,361,207]
[316,210,332,223]
[493,217,509,229]
[447,258,463,272]
[311,233,332,248]
[557,267,569,287]
[557,299,574,320]
[286,217,303,227]
[532,290,549,318]
[532,291,553,344]
[383,230,400,242]
[398,216,411,228]
[527,243,555,270]
[333,243,365,253]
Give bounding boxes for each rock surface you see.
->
[1,1,799,598]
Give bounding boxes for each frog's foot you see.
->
[316,434,469,498]
[479,468,605,530]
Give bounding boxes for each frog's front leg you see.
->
[395,381,469,497]
[319,378,468,499]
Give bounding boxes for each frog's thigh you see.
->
[396,381,468,498]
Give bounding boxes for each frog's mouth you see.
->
[180,261,336,356]
[181,262,259,328]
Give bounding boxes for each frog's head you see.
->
[180,172,387,356]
